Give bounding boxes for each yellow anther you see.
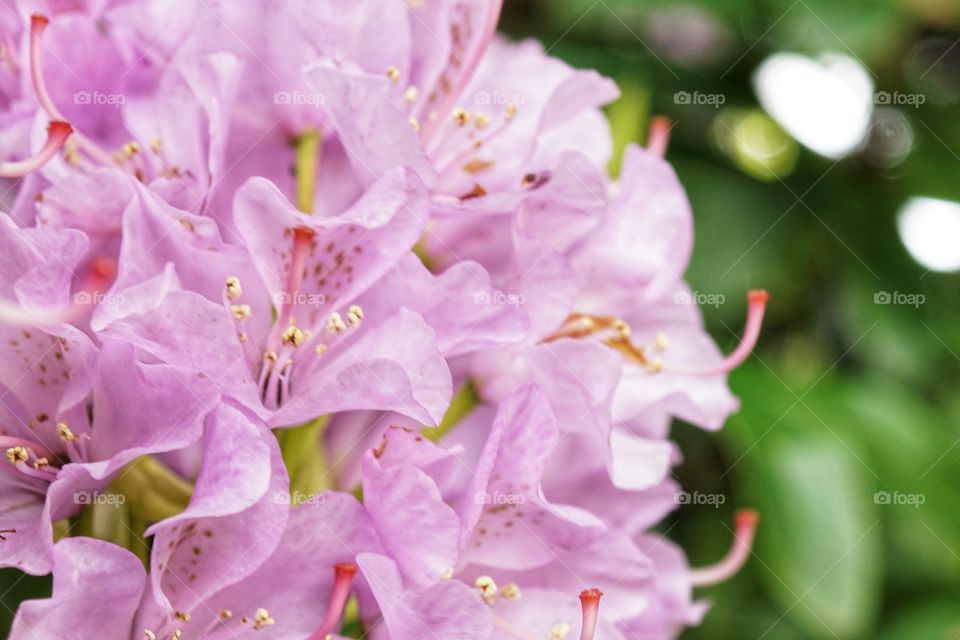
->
[549,623,570,639]
[613,318,630,338]
[452,107,470,127]
[500,582,521,600]
[386,66,401,84]
[654,332,670,351]
[264,351,278,362]
[346,305,364,326]
[505,103,518,120]
[33,457,48,469]
[122,141,140,157]
[253,608,275,630]
[174,611,191,622]
[57,422,77,442]
[6,447,27,464]
[282,325,304,347]
[404,86,419,103]
[238,331,248,343]
[409,117,420,131]
[150,137,162,154]
[474,112,490,129]
[219,610,233,619]
[327,312,346,334]
[475,575,497,603]
[225,276,242,300]
[231,304,251,321]
[144,631,156,640]
[315,344,328,355]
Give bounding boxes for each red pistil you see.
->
[666,290,769,376]
[0,120,71,178]
[308,562,357,640]
[690,509,759,587]
[578,589,602,640]
[278,226,314,325]
[647,115,672,157]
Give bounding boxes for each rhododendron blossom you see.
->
[0,1,768,639]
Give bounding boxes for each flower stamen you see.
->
[0,120,72,178]
[690,509,759,586]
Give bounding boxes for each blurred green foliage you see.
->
[502,0,960,637]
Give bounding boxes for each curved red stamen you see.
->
[308,562,357,640]
[665,290,768,376]
[29,15,64,122]
[690,509,759,587]
[29,14,114,167]
[647,115,672,157]
[578,588,602,640]
[0,120,71,178]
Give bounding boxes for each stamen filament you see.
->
[690,509,759,587]
[0,120,72,178]
[308,562,357,640]
[29,14,115,167]
[664,290,768,376]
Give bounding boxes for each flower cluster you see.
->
[0,2,767,639]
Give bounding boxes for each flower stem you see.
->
[277,415,332,496]
[421,380,480,442]
[109,455,193,523]
[295,128,321,214]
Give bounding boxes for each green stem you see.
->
[109,455,194,523]
[295,129,321,214]
[421,380,480,442]
[277,415,333,496]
